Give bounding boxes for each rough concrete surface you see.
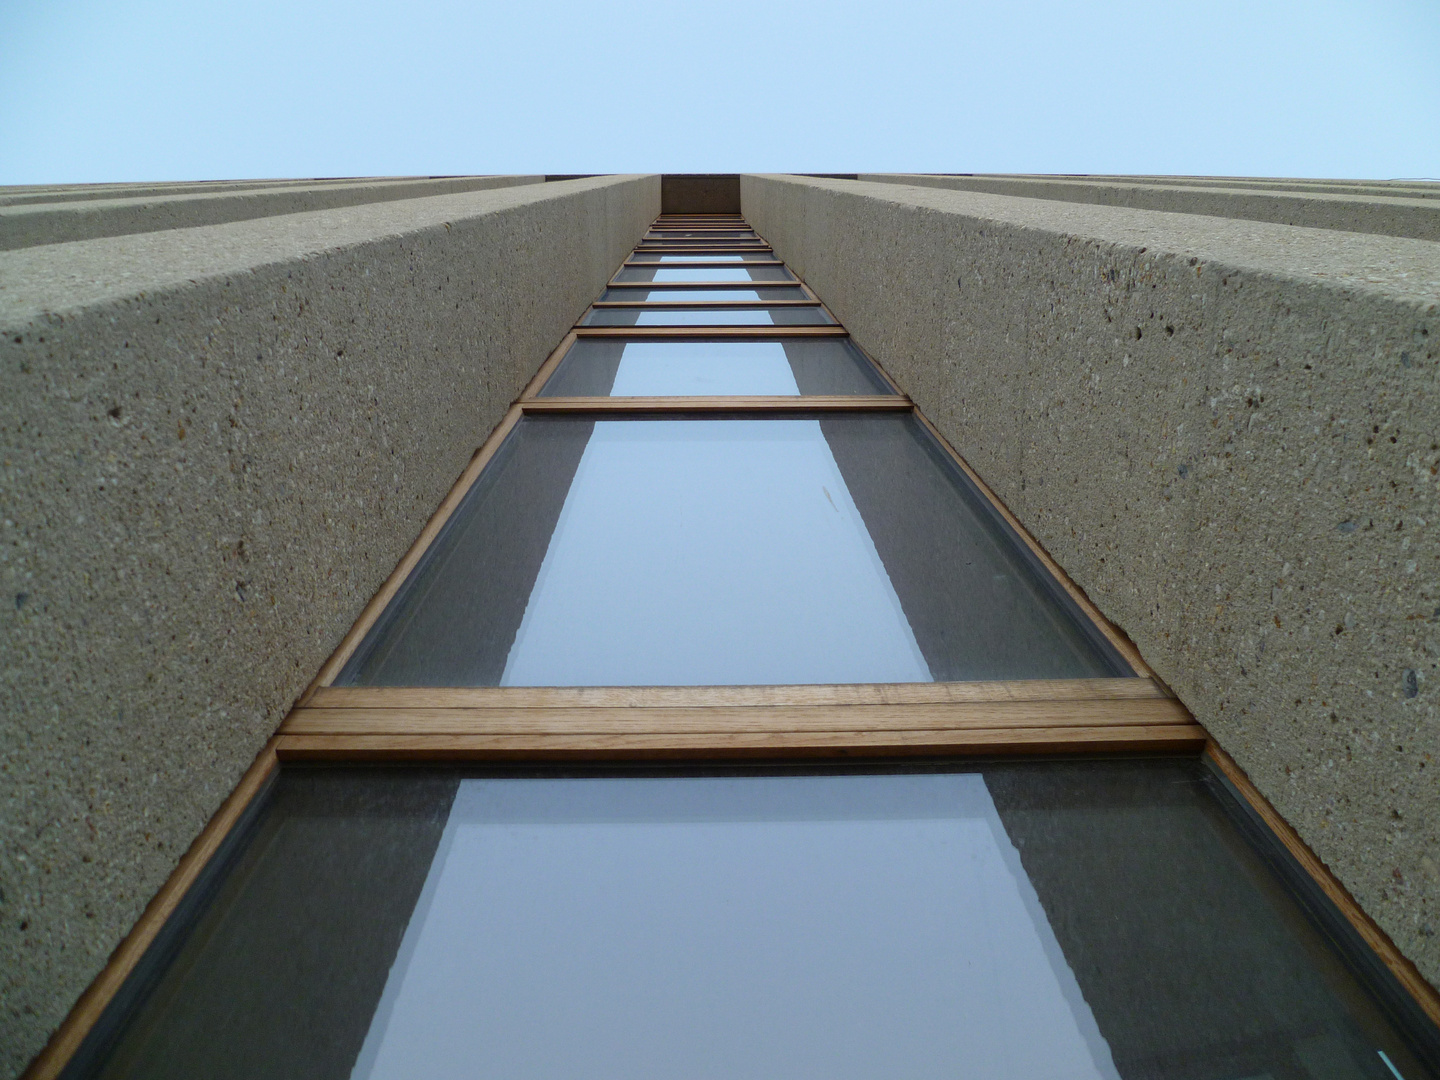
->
[0,176,444,207]
[0,173,659,1078]
[744,174,1440,990]
[972,173,1440,201]
[860,174,1440,242]
[0,175,543,251]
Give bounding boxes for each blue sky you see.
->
[2,0,1437,184]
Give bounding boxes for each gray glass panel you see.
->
[338,413,1121,687]
[599,286,807,303]
[69,763,1439,1080]
[539,338,894,398]
[613,265,794,283]
[646,231,757,240]
[631,252,775,262]
[583,306,833,326]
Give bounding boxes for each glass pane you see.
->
[646,230,757,239]
[613,266,794,282]
[629,252,775,262]
[338,413,1123,687]
[639,242,767,250]
[583,307,833,326]
[599,287,808,303]
[74,763,1439,1080]
[538,338,895,398]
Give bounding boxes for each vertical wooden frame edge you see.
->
[299,403,525,701]
[908,408,1158,681]
[21,742,281,1080]
[1204,740,1440,1031]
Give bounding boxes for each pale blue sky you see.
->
[2,0,1437,184]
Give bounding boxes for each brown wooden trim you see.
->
[638,241,769,246]
[645,229,759,234]
[302,404,524,695]
[909,409,1157,681]
[580,323,836,333]
[518,330,578,401]
[1204,741,1440,1028]
[21,742,280,1080]
[306,678,1169,710]
[605,281,800,291]
[520,396,911,414]
[591,300,819,310]
[284,697,1193,736]
[576,326,850,339]
[637,244,771,251]
[624,260,786,267]
[275,724,1206,762]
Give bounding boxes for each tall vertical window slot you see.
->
[44,210,1440,1080]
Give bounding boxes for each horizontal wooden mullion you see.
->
[283,697,1194,736]
[637,242,770,249]
[625,260,784,267]
[520,396,911,414]
[575,326,849,339]
[606,281,798,290]
[274,724,1207,761]
[308,678,1169,710]
[591,300,820,310]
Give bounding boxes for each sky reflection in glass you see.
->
[502,419,929,685]
[609,341,800,395]
[351,773,1119,1080]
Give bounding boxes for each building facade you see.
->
[1,173,1437,1078]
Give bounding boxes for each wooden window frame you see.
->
[25,213,1440,1080]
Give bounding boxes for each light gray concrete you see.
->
[860,174,1440,241]
[0,173,659,1078]
[744,173,1440,990]
[0,175,543,249]
[976,174,1440,200]
[0,176,434,207]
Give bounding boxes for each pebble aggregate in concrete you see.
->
[0,174,658,1078]
[745,173,1440,992]
[859,173,1440,242]
[0,175,545,251]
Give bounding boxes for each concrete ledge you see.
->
[0,174,658,1078]
[969,174,1440,200]
[744,173,1440,988]
[0,175,543,250]
[860,173,1440,242]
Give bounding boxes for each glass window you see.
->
[70,763,1438,1080]
[629,253,776,263]
[538,338,894,398]
[599,287,808,303]
[613,266,794,283]
[338,413,1124,687]
[583,307,833,326]
[646,230,757,240]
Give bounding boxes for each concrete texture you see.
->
[0,173,659,1078]
[973,174,1440,200]
[661,175,742,215]
[860,174,1440,242]
[743,173,1440,990]
[0,175,543,250]
[0,176,451,207]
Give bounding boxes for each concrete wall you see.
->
[860,174,1440,242]
[0,173,659,1077]
[743,173,1440,990]
[0,175,544,250]
[661,175,742,215]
